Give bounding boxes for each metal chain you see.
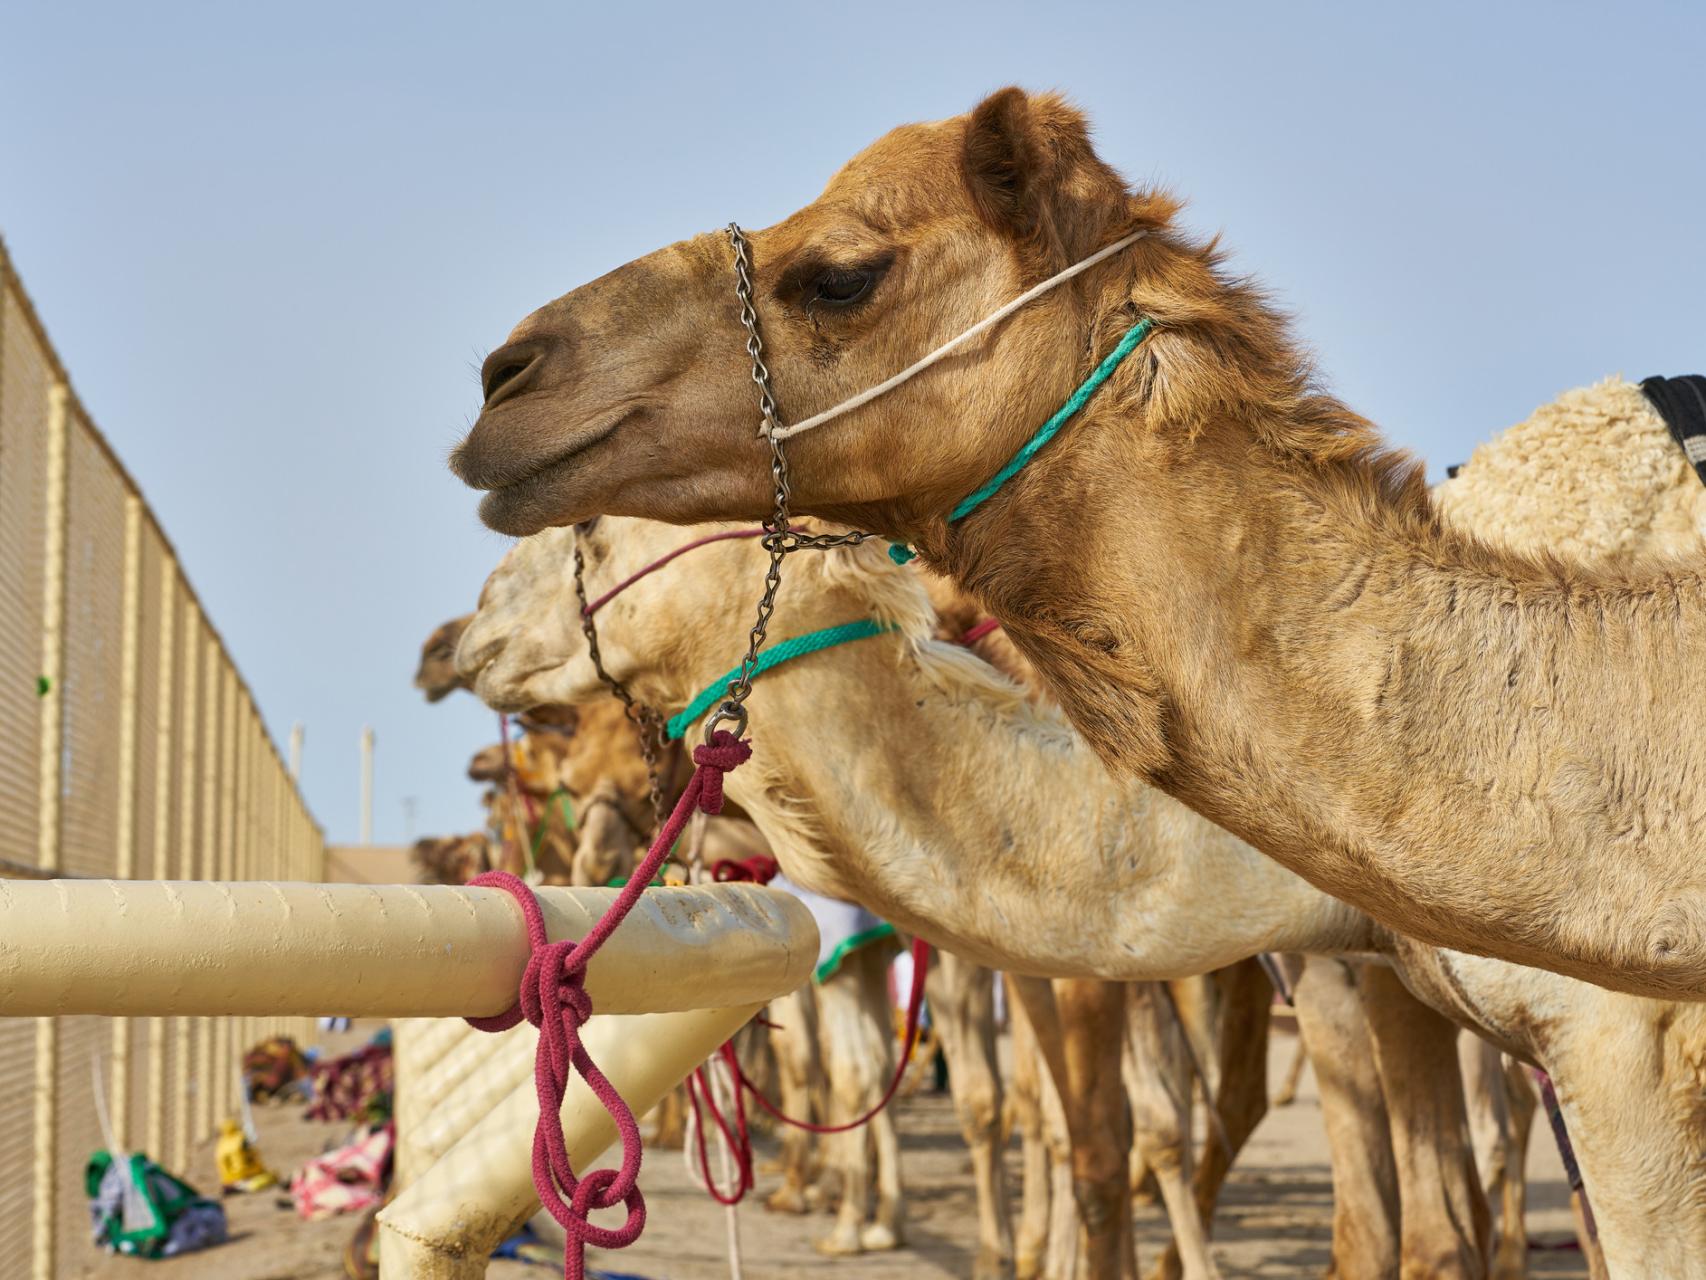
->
[708,223,873,743]
[572,542,670,831]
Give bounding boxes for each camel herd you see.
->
[419,89,1706,1278]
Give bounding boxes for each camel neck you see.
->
[939,395,1706,994]
[629,571,1374,978]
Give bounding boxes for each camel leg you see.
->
[1055,978,1140,1280]
[813,944,902,1257]
[1148,959,1270,1280]
[865,1104,905,1251]
[764,985,821,1215]
[1041,1069,1080,1280]
[1125,982,1218,1280]
[927,953,1014,1280]
[1458,1033,1528,1280]
[1008,975,1080,1280]
[1293,956,1400,1279]
[1190,961,1270,1226]
[1489,1055,1534,1280]
[1009,979,1053,1280]
[1359,962,1490,1279]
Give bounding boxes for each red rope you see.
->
[954,617,1002,647]
[711,855,779,884]
[465,730,752,1280]
[684,1051,754,1205]
[685,935,934,1194]
[582,528,768,617]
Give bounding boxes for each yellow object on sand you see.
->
[216,1118,277,1194]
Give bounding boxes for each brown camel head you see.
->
[411,833,491,885]
[451,88,1178,541]
[415,615,473,702]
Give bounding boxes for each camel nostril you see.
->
[483,359,532,405]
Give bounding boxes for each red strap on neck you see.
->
[582,528,767,617]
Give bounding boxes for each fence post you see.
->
[32,379,69,1280]
[108,493,145,1150]
[145,561,176,1162]
[171,611,200,1176]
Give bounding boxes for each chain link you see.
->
[708,224,873,742]
[572,542,670,831]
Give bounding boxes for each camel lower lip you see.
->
[476,417,624,534]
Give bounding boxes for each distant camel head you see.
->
[415,614,473,701]
[458,520,744,714]
[457,514,941,724]
[411,833,491,885]
[451,88,1178,542]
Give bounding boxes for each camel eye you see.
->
[812,268,875,307]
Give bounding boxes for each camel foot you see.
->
[766,1185,811,1215]
[972,1245,1012,1280]
[1015,1249,1043,1280]
[860,1222,903,1252]
[814,1224,864,1257]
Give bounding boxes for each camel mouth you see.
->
[464,409,634,536]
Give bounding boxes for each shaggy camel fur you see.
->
[452,89,1706,1000]
[940,578,1273,1280]
[461,516,1706,1277]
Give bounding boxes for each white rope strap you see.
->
[768,227,1148,441]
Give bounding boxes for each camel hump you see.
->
[1641,374,1706,486]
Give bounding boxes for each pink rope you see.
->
[954,617,1002,647]
[465,729,752,1280]
[582,529,768,617]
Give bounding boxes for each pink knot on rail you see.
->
[462,728,753,1280]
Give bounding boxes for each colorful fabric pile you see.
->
[289,1123,394,1221]
[306,1037,393,1124]
[86,1150,228,1259]
[243,1035,308,1103]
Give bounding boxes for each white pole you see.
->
[288,722,303,782]
[360,725,374,845]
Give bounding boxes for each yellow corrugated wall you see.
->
[0,236,329,1279]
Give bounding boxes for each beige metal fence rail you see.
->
[0,236,327,1279]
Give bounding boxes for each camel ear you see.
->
[962,87,1055,240]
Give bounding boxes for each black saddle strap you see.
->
[1641,374,1706,487]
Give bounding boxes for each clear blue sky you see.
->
[4,2,1702,844]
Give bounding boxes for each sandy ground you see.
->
[73,1022,1588,1280]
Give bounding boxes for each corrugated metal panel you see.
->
[58,416,126,878]
[0,282,51,1272]
[56,413,128,1268]
[0,287,48,862]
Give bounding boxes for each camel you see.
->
[451,88,1706,1001]
[408,831,491,884]
[466,732,577,882]
[414,614,473,702]
[460,512,1706,1277]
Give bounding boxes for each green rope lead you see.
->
[890,315,1155,564]
[665,618,898,741]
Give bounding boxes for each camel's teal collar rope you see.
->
[890,315,1155,564]
[665,618,898,741]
